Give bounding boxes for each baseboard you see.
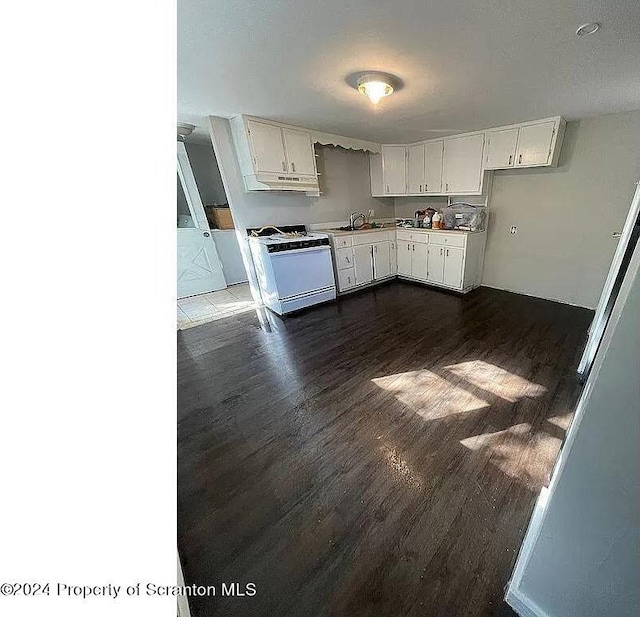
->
[480,283,595,310]
[506,587,551,617]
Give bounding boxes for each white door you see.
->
[282,128,316,175]
[427,245,445,284]
[424,140,444,194]
[485,127,519,169]
[382,145,407,195]
[515,121,556,166]
[373,242,391,279]
[389,240,398,274]
[397,240,412,276]
[247,120,287,174]
[411,243,429,280]
[177,143,226,299]
[407,143,425,194]
[443,134,484,193]
[353,244,373,285]
[443,246,464,289]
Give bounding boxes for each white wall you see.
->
[394,196,448,220]
[482,110,640,308]
[508,240,640,617]
[312,145,394,224]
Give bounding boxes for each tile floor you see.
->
[177,283,258,330]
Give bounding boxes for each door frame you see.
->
[177,141,210,232]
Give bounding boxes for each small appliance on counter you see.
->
[247,224,336,315]
[442,203,486,231]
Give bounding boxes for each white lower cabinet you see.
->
[353,244,374,285]
[373,242,391,279]
[442,246,464,289]
[338,268,356,290]
[389,240,398,275]
[397,240,427,279]
[397,240,412,277]
[426,245,446,284]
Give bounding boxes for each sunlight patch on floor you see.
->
[379,444,423,490]
[460,423,562,490]
[372,370,490,420]
[443,360,547,402]
[547,412,573,430]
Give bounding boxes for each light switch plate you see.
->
[510,226,518,234]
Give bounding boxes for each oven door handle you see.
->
[269,246,331,256]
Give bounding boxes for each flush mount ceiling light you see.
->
[576,22,600,36]
[356,72,396,105]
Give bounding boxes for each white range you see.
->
[248,226,336,315]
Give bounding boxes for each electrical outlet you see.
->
[368,209,375,219]
[510,226,518,234]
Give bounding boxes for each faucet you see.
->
[349,211,366,230]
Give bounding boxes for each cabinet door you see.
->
[442,133,484,193]
[353,244,373,285]
[427,244,445,284]
[411,243,429,280]
[443,247,464,289]
[335,247,354,270]
[515,121,556,166]
[407,144,425,194]
[337,268,356,291]
[381,145,407,195]
[397,240,412,276]
[282,128,316,175]
[373,242,391,279]
[389,240,398,274]
[424,140,444,193]
[485,127,519,169]
[247,120,287,174]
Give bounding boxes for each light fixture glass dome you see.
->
[357,73,395,105]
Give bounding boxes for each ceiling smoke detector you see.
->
[576,22,600,36]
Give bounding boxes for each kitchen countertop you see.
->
[320,225,483,236]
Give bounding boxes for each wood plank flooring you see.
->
[178,282,592,617]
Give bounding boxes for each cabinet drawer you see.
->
[335,247,354,270]
[337,267,356,290]
[333,235,353,248]
[397,230,429,244]
[353,231,388,245]
[428,233,466,248]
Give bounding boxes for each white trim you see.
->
[177,142,209,232]
[505,238,640,617]
[479,283,594,309]
[577,181,640,375]
[506,587,552,617]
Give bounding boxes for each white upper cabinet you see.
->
[515,120,558,167]
[484,127,519,169]
[247,120,287,174]
[425,140,444,194]
[282,128,316,175]
[230,115,319,193]
[442,133,485,194]
[407,144,426,194]
[381,145,407,195]
[485,117,566,170]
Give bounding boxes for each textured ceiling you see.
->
[178,0,640,143]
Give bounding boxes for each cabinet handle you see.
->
[425,183,427,192]
[291,162,296,172]
[446,249,449,257]
[386,185,389,193]
[440,248,443,255]
[282,161,287,171]
[346,256,350,263]
[419,184,422,193]
[446,183,449,191]
[508,154,512,165]
[412,244,415,251]
[375,245,378,253]
[518,154,522,165]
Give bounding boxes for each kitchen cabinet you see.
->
[515,120,557,167]
[373,242,391,279]
[247,120,287,174]
[338,268,356,290]
[282,127,316,175]
[407,144,425,194]
[426,245,445,284]
[381,145,407,195]
[353,244,374,285]
[424,140,444,194]
[442,133,485,194]
[484,127,519,169]
[485,117,566,170]
[396,240,427,279]
[407,140,444,195]
[389,239,398,274]
[229,115,319,193]
[442,246,464,289]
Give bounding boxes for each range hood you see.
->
[244,172,320,193]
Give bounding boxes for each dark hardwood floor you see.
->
[178,282,592,617]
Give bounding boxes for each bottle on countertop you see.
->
[432,211,442,230]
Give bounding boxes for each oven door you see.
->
[269,246,335,299]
